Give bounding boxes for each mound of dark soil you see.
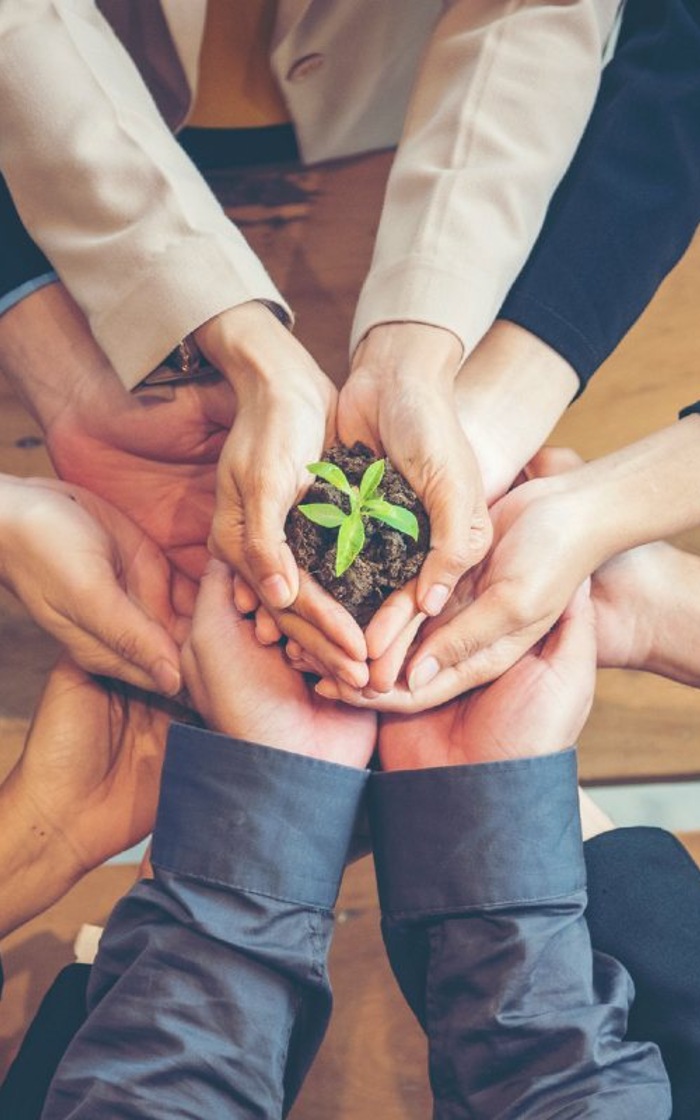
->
[285,443,429,626]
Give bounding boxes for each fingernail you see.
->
[153,659,181,697]
[362,687,381,699]
[339,664,368,689]
[408,656,439,692]
[315,679,340,700]
[423,583,450,616]
[261,574,292,609]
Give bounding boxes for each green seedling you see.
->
[298,458,419,577]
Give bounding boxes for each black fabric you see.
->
[0,174,52,305]
[500,0,700,389]
[177,123,299,172]
[585,827,700,1120]
[679,402,700,419]
[0,964,90,1120]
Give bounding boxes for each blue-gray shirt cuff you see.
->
[152,723,369,910]
[370,748,583,916]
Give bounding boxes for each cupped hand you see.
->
[338,323,492,661]
[378,581,596,771]
[182,559,377,767]
[0,475,184,695]
[315,471,602,713]
[46,359,232,583]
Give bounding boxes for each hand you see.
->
[3,284,231,584]
[338,323,492,660]
[46,368,231,584]
[378,581,596,770]
[196,304,335,600]
[196,303,367,668]
[523,446,700,686]
[0,657,182,935]
[182,560,377,767]
[0,475,183,694]
[316,471,601,712]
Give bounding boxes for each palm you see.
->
[47,376,233,580]
[19,658,177,870]
[380,594,596,771]
[182,563,377,769]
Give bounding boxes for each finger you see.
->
[285,642,326,677]
[524,446,585,481]
[367,610,426,693]
[415,489,492,618]
[315,676,422,713]
[233,573,259,615]
[69,580,182,696]
[210,456,299,610]
[405,582,551,694]
[289,570,368,662]
[364,580,420,661]
[255,605,283,646]
[275,611,369,689]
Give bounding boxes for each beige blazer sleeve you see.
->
[351,0,622,361]
[0,0,290,389]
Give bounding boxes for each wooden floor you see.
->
[1,151,699,1111]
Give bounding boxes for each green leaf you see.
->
[335,510,365,576]
[306,461,353,495]
[365,499,419,541]
[359,458,385,502]
[297,503,346,529]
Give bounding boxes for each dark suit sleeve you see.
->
[41,724,369,1120]
[500,0,700,390]
[370,752,671,1118]
[585,826,700,1120]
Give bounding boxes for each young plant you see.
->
[298,457,419,577]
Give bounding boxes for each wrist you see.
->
[642,545,700,685]
[194,301,297,390]
[455,321,579,500]
[352,321,463,386]
[0,774,80,937]
[557,418,700,558]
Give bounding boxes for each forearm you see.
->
[352,0,619,359]
[0,774,81,939]
[548,415,700,564]
[43,725,369,1119]
[0,0,288,387]
[500,0,700,387]
[0,283,106,430]
[370,752,670,1117]
[455,320,579,500]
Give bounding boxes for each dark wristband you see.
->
[679,401,700,420]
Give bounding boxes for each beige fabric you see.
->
[0,0,620,387]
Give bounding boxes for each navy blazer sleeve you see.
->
[585,827,700,1120]
[500,0,700,390]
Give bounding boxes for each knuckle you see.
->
[436,629,480,667]
[492,581,536,631]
